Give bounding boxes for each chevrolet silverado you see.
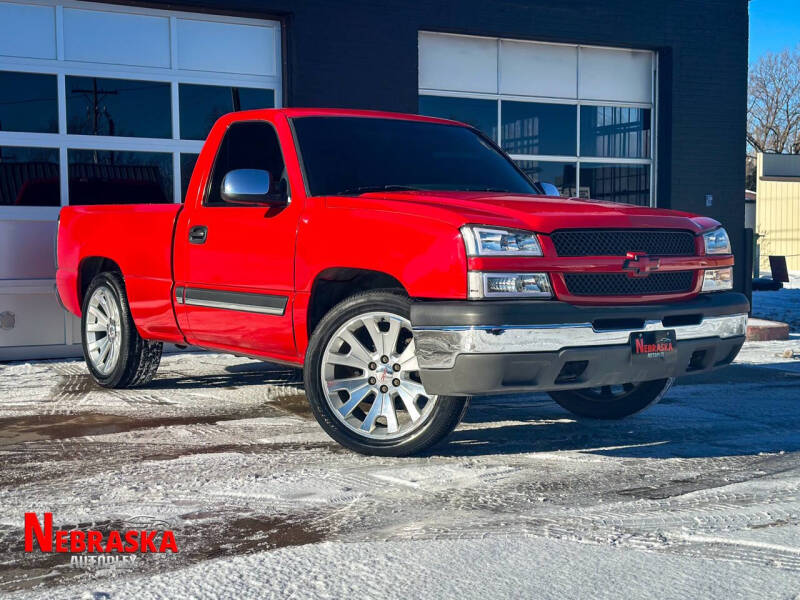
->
[56,109,749,455]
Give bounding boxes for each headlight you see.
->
[703,228,731,255]
[461,226,542,256]
[468,272,552,299]
[702,267,733,292]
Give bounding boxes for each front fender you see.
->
[295,206,468,299]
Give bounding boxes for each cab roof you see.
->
[228,107,468,128]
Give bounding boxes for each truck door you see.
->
[173,119,300,361]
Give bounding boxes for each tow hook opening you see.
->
[555,360,589,384]
[687,350,708,372]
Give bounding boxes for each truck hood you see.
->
[327,191,720,234]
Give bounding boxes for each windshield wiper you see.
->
[333,185,423,196]
[455,187,513,193]
[333,185,516,195]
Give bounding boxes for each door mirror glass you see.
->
[540,182,561,197]
[221,169,281,206]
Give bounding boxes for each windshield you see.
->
[291,116,540,197]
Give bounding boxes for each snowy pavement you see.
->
[1,338,800,599]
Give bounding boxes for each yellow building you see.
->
[756,152,800,272]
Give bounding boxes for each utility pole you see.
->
[72,79,118,163]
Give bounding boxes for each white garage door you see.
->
[418,32,655,207]
[0,1,282,358]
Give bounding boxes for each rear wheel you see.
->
[81,271,162,388]
[304,290,469,456]
[548,378,673,419]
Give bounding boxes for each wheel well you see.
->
[78,257,122,306]
[307,268,406,336]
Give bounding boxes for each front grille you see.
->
[564,271,695,296]
[551,229,696,257]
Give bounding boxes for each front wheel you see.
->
[304,290,469,456]
[548,378,674,420]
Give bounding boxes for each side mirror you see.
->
[221,169,285,206]
[540,182,561,197]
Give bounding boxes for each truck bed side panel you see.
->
[56,204,184,343]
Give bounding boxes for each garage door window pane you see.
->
[179,84,275,141]
[580,106,651,158]
[502,101,576,156]
[66,76,171,138]
[68,150,173,205]
[180,153,199,202]
[238,88,275,111]
[418,95,498,142]
[579,163,650,206]
[0,146,60,206]
[515,160,576,197]
[0,71,58,133]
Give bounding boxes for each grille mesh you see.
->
[551,230,696,257]
[564,271,695,296]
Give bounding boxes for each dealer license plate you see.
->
[630,330,677,360]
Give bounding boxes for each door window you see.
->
[205,121,286,206]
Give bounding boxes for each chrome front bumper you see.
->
[413,313,748,369]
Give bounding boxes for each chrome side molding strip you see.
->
[180,287,287,316]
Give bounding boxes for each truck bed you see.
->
[56,203,184,342]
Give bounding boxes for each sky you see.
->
[749,0,800,63]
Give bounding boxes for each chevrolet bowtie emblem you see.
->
[622,252,660,278]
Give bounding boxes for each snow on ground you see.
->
[0,342,799,599]
[18,537,799,600]
[736,333,800,371]
[751,271,800,332]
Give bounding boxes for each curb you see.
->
[746,318,790,341]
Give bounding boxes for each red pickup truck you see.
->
[56,108,748,456]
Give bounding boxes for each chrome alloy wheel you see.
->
[85,285,122,376]
[321,311,437,440]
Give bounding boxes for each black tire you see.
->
[548,378,673,419]
[304,290,469,456]
[81,271,162,388]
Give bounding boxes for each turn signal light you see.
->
[468,272,552,299]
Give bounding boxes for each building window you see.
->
[66,76,172,139]
[179,84,275,140]
[0,71,58,134]
[418,34,655,206]
[418,95,498,142]
[68,149,173,205]
[180,153,199,202]
[0,5,281,215]
[514,160,577,198]
[0,146,60,206]
[501,101,577,157]
[579,163,650,206]
[580,106,651,158]
[422,93,653,205]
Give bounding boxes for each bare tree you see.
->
[747,47,800,155]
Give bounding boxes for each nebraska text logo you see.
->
[635,337,674,356]
[24,512,178,564]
